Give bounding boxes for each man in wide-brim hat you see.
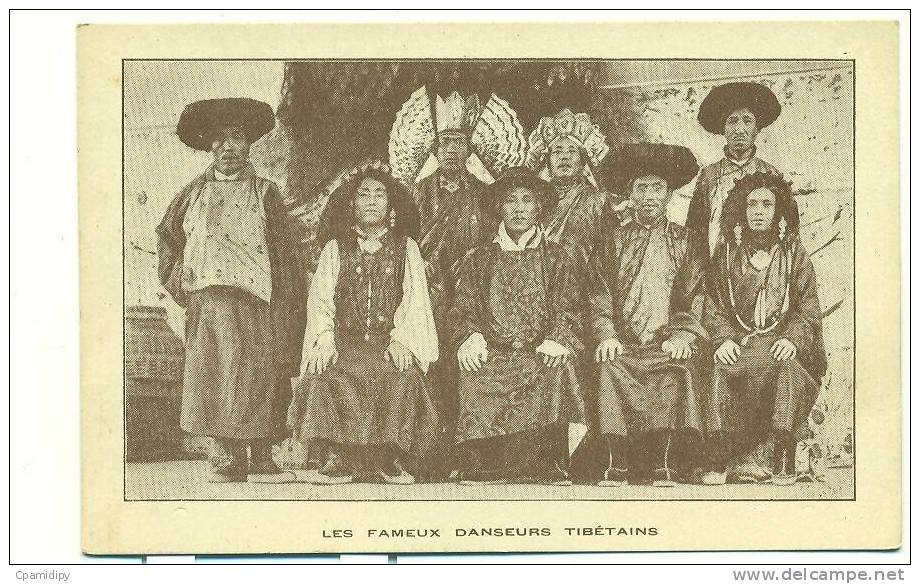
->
[588,143,712,488]
[448,167,587,486]
[687,81,785,260]
[157,97,307,483]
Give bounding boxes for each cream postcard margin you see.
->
[78,21,900,554]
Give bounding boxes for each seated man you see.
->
[703,171,826,486]
[589,143,709,488]
[287,161,440,485]
[448,167,586,485]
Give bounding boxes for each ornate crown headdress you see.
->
[435,91,481,134]
[389,86,527,186]
[525,108,610,171]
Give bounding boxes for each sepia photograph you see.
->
[71,20,901,555]
[122,58,855,502]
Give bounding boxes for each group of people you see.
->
[157,81,826,490]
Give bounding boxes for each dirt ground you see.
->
[125,461,853,501]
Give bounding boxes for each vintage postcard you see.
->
[78,21,900,554]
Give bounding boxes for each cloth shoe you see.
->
[700,471,728,485]
[297,451,354,485]
[597,467,628,487]
[247,440,296,483]
[728,461,772,484]
[376,459,416,485]
[651,467,677,488]
[207,438,247,482]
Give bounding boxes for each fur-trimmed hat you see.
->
[601,143,700,195]
[177,98,275,151]
[697,82,781,135]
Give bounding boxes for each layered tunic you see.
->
[544,179,607,267]
[156,164,307,440]
[448,228,585,443]
[588,212,709,437]
[686,149,780,257]
[413,171,492,317]
[289,231,440,455]
[703,238,826,446]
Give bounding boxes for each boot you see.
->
[301,447,355,485]
[248,439,295,483]
[597,434,628,487]
[375,446,416,485]
[458,442,507,485]
[770,433,797,486]
[208,437,247,482]
[700,431,728,485]
[650,430,677,488]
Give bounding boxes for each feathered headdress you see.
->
[388,86,527,187]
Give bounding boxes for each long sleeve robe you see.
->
[288,232,440,456]
[686,151,780,258]
[156,163,308,378]
[587,211,711,437]
[301,234,438,373]
[703,237,827,444]
[156,163,307,440]
[447,234,585,443]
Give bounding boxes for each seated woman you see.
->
[287,161,440,485]
[703,171,827,486]
[448,167,586,485]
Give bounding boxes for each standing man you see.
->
[525,108,609,480]
[389,88,525,316]
[685,82,786,482]
[526,108,609,267]
[157,98,307,483]
[687,82,784,259]
[589,143,710,487]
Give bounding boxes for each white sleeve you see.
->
[302,240,340,365]
[391,237,439,373]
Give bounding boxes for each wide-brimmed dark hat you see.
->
[177,98,276,151]
[602,143,700,195]
[485,166,558,218]
[697,82,781,135]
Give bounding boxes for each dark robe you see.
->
[686,151,780,259]
[156,164,307,440]
[447,239,585,476]
[413,171,492,316]
[703,237,827,448]
[289,233,439,458]
[545,178,607,267]
[412,171,492,466]
[588,212,710,438]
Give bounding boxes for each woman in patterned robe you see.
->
[287,162,440,485]
[703,171,827,485]
[448,167,586,485]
